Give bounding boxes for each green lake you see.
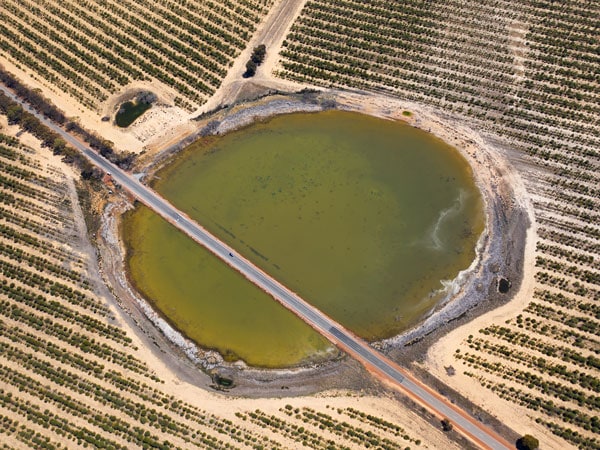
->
[115,101,151,128]
[123,111,484,367]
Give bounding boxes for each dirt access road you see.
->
[199,0,308,113]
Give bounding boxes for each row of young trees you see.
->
[2,0,274,111]
[239,405,422,450]
[0,128,291,449]
[2,123,428,450]
[278,0,598,170]
[0,98,462,450]
[0,67,138,173]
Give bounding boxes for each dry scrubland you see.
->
[278,0,599,448]
[0,119,464,449]
[0,0,273,112]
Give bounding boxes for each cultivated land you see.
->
[1,0,599,449]
[2,85,510,449]
[0,0,274,152]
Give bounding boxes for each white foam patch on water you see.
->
[382,214,491,350]
[428,189,467,250]
[437,256,475,299]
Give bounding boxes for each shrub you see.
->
[517,435,539,450]
[441,418,453,432]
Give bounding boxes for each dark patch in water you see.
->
[215,222,236,239]
[115,101,151,128]
[248,245,268,261]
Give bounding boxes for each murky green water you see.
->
[115,101,151,127]
[123,111,484,367]
[123,207,332,367]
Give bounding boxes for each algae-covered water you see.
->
[123,111,484,367]
[115,101,151,128]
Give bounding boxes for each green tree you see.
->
[20,114,38,132]
[251,44,266,64]
[518,435,539,450]
[52,138,67,155]
[245,60,257,77]
[6,105,24,125]
[441,418,453,432]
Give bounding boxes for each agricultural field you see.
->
[0,0,599,448]
[0,0,274,112]
[0,108,461,448]
[277,0,599,448]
